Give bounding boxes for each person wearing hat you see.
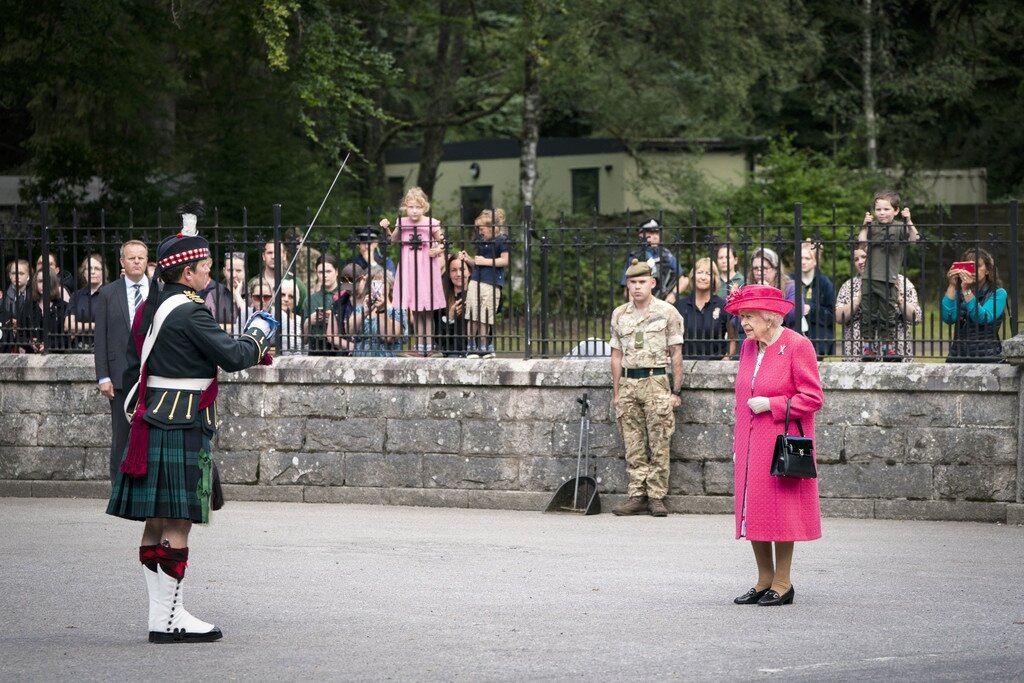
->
[609,258,684,517]
[352,226,396,276]
[106,203,279,643]
[619,218,686,304]
[725,284,823,607]
[727,247,799,356]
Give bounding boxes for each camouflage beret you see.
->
[624,258,653,279]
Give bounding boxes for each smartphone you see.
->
[951,261,977,274]
[370,280,384,302]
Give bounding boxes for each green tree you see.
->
[0,1,179,211]
[718,136,889,226]
[775,0,1024,198]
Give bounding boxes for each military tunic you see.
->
[107,283,269,523]
[610,297,684,498]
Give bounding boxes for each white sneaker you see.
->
[466,353,480,359]
[481,352,496,359]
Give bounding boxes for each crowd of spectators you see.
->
[0,190,1011,362]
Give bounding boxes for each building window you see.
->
[460,186,493,225]
[571,168,599,214]
[387,177,405,208]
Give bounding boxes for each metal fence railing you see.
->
[0,201,1018,362]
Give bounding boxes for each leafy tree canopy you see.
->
[0,0,1020,223]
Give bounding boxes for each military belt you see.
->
[621,367,667,379]
[147,376,214,392]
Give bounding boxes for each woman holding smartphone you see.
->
[348,267,408,357]
[943,248,1007,363]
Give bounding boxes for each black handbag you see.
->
[770,400,817,479]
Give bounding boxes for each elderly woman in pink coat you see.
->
[725,284,823,607]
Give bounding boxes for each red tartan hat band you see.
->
[158,246,210,269]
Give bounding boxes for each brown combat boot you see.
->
[648,497,669,517]
[612,496,649,516]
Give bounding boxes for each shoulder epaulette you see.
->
[184,290,205,305]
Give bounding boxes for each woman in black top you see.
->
[19,267,68,352]
[673,257,730,360]
[434,255,472,356]
[65,253,108,349]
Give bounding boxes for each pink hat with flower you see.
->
[724,284,794,316]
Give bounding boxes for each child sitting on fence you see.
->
[459,208,509,359]
[857,190,919,359]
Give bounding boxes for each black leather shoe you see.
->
[757,586,795,606]
[733,587,770,605]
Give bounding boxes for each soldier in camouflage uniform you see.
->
[610,259,684,516]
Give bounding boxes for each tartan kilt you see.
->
[106,424,214,524]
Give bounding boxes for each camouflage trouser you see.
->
[615,374,674,499]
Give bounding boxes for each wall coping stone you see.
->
[0,354,1017,393]
[1001,333,1024,366]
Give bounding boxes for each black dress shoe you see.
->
[149,626,223,643]
[733,587,770,605]
[757,586,795,606]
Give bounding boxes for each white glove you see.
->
[247,316,271,336]
[747,397,771,414]
[244,311,279,337]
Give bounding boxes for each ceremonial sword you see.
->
[268,151,352,305]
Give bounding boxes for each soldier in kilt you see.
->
[107,203,278,643]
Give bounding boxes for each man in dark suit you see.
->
[94,239,150,481]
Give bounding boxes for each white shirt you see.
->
[98,276,149,387]
[125,275,149,327]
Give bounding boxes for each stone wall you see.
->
[1,354,1022,524]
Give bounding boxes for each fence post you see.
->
[793,203,803,332]
[40,201,52,353]
[522,205,533,360]
[1010,199,1019,335]
[272,204,283,356]
[540,232,550,358]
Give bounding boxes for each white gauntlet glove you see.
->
[747,396,771,414]
[244,311,280,337]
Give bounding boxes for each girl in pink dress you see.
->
[379,187,447,356]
